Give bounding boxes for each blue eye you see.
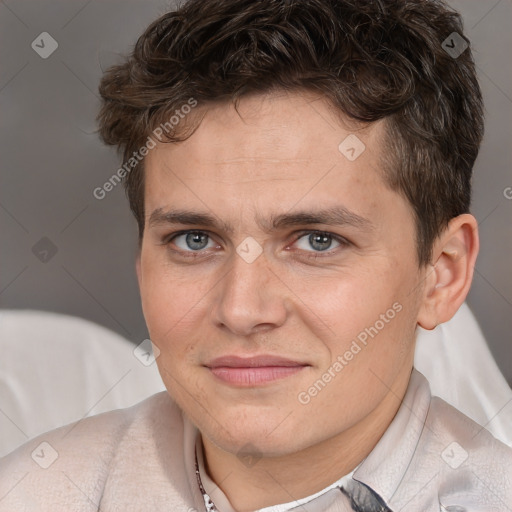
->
[172,231,216,251]
[294,231,344,253]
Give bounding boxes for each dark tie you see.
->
[342,480,392,512]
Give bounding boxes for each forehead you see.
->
[145,91,387,181]
[142,91,402,229]
[164,91,383,166]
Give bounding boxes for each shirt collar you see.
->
[352,368,431,503]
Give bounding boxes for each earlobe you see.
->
[417,214,479,330]
[417,265,438,330]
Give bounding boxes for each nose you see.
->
[211,249,288,337]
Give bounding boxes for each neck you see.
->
[201,368,412,512]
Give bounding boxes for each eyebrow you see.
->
[148,206,374,234]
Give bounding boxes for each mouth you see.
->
[205,355,310,386]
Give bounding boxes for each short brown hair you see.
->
[97,0,483,265]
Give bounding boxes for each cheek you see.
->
[140,256,212,335]
[284,266,390,342]
[301,265,414,373]
[139,265,208,399]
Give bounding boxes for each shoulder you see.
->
[427,396,512,466]
[0,392,186,510]
[397,395,512,510]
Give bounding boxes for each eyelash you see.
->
[162,230,350,260]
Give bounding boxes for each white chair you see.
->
[415,302,512,446]
[0,309,165,457]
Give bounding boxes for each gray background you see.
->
[1,0,511,383]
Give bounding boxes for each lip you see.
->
[205,355,309,386]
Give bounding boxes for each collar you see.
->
[352,368,430,502]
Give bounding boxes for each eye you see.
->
[293,231,346,253]
[169,231,218,252]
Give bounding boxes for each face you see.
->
[138,91,426,457]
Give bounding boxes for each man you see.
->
[1,0,511,510]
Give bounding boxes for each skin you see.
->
[137,90,478,511]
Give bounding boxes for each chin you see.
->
[203,414,313,458]
[218,433,301,459]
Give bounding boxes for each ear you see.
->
[417,214,479,330]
